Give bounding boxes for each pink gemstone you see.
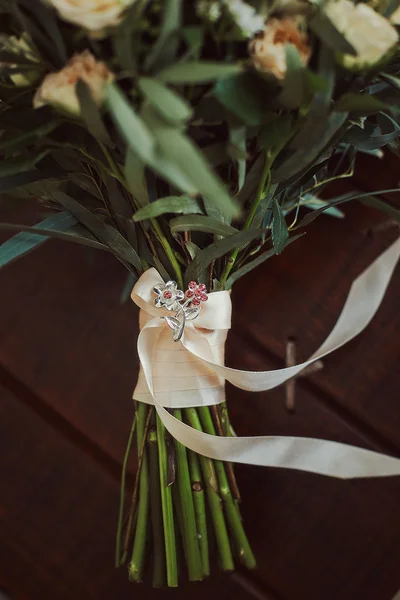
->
[185,290,194,298]
[200,293,208,302]
[192,298,201,306]
[198,283,207,292]
[163,290,172,299]
[189,281,197,290]
[195,289,202,298]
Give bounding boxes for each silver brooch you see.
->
[153,280,208,341]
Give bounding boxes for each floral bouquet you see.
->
[1,0,400,589]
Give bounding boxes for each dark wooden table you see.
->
[1,153,399,600]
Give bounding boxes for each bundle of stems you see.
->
[116,401,256,586]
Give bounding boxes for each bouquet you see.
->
[1,0,400,588]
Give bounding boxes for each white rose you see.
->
[249,16,311,80]
[45,0,137,37]
[33,50,114,115]
[324,0,399,69]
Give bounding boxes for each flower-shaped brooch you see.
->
[153,280,208,341]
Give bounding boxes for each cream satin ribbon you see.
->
[132,237,400,479]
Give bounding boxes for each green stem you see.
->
[185,408,234,572]
[129,403,151,582]
[173,409,203,581]
[197,407,256,570]
[147,415,166,587]
[151,218,183,288]
[220,152,272,287]
[188,449,210,577]
[115,412,136,567]
[156,413,178,587]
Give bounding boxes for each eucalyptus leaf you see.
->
[360,196,400,222]
[0,221,109,253]
[145,0,182,71]
[0,170,47,194]
[150,120,239,220]
[124,150,148,207]
[296,188,400,227]
[0,151,49,177]
[273,111,348,183]
[334,93,388,114]
[170,215,238,236]
[77,80,112,145]
[158,61,242,84]
[225,233,304,288]
[133,196,202,221]
[106,83,155,163]
[271,199,288,254]
[138,77,193,124]
[0,211,77,268]
[214,72,267,126]
[53,191,142,271]
[185,228,263,284]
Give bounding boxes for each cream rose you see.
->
[33,50,114,115]
[323,0,399,69]
[249,16,311,80]
[45,0,137,37]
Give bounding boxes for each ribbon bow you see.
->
[131,238,400,480]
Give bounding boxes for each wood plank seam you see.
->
[233,328,400,457]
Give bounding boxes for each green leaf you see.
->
[185,228,263,284]
[106,83,155,163]
[182,26,203,55]
[0,211,77,268]
[381,73,400,92]
[76,80,112,145]
[228,123,246,191]
[0,121,59,153]
[344,114,400,150]
[296,188,400,227]
[225,233,304,288]
[185,240,200,259]
[334,93,388,114]
[0,171,47,194]
[53,191,142,271]
[144,0,182,71]
[124,150,148,207]
[214,72,267,126]
[288,45,335,151]
[149,118,239,220]
[0,222,109,252]
[259,116,292,152]
[138,77,193,124]
[279,45,306,109]
[273,111,348,183]
[360,196,400,222]
[0,151,49,177]
[271,199,288,254]
[169,215,238,236]
[301,195,345,218]
[133,195,202,221]
[158,61,242,84]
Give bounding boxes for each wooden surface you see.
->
[1,152,400,600]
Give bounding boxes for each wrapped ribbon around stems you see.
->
[132,237,400,480]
